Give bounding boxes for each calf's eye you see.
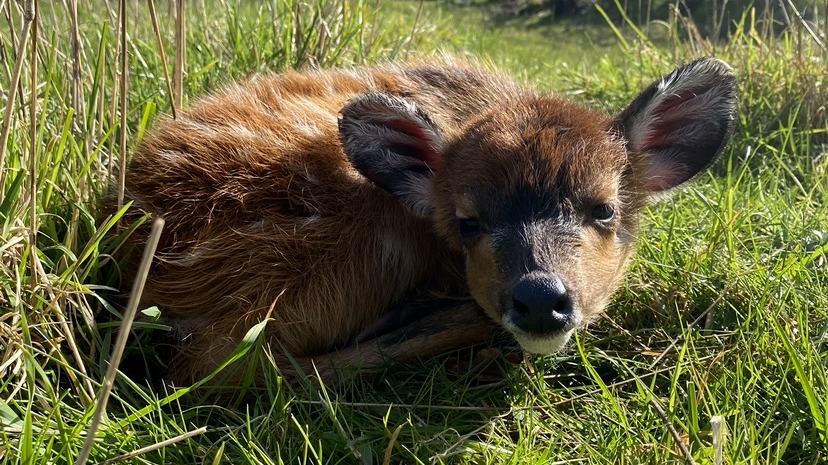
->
[591,204,615,222]
[457,217,483,240]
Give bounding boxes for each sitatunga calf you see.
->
[115,58,737,386]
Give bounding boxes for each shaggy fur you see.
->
[112,58,736,386]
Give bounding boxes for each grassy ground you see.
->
[1,0,827,464]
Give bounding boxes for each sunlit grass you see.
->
[1,0,826,464]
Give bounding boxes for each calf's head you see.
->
[339,58,737,353]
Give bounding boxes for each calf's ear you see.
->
[339,93,444,217]
[613,58,738,194]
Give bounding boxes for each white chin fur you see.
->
[501,315,576,354]
[515,329,575,354]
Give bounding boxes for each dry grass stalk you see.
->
[710,415,726,465]
[174,0,185,111]
[28,0,38,291]
[67,0,84,131]
[33,258,95,405]
[649,395,696,465]
[96,58,105,139]
[63,0,84,259]
[98,426,208,465]
[147,0,178,119]
[3,3,17,50]
[293,1,303,66]
[107,1,120,184]
[74,217,166,465]
[783,0,825,49]
[116,0,127,211]
[405,0,424,56]
[0,1,36,204]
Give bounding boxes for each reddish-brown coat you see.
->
[113,58,737,386]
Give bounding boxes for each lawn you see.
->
[0,0,826,464]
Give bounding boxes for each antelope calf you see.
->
[116,58,736,386]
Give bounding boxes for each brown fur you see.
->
[112,58,736,386]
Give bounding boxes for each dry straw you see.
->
[75,217,166,465]
[116,0,128,211]
[174,0,185,111]
[0,0,36,204]
[27,0,38,290]
[147,0,178,119]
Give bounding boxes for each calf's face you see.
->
[339,58,737,353]
[433,103,635,353]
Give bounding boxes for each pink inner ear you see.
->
[384,119,442,169]
[641,88,713,149]
[640,118,686,151]
[639,88,716,192]
[644,157,687,192]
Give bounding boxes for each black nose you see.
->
[511,275,573,334]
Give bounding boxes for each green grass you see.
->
[1,0,827,464]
